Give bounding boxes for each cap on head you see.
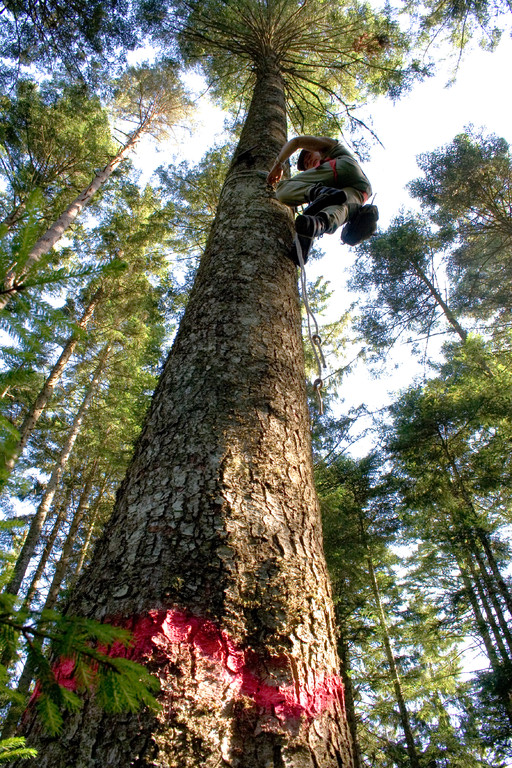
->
[297,149,309,171]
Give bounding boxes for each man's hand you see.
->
[267,161,283,186]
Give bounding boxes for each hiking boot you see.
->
[304,184,347,216]
[288,213,329,266]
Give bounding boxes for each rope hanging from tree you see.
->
[294,233,326,415]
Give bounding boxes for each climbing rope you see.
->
[294,234,326,415]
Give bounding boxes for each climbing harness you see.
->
[294,233,326,415]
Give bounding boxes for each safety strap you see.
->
[294,234,326,415]
[327,158,338,183]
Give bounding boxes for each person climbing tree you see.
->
[267,135,378,263]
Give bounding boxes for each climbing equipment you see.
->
[341,197,379,246]
[294,234,326,415]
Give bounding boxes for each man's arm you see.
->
[266,136,337,185]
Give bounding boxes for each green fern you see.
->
[0,737,37,762]
[0,601,161,737]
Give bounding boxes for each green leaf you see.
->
[35,694,64,736]
[0,737,37,762]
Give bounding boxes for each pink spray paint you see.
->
[35,609,345,722]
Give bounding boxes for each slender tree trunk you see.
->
[70,478,108,581]
[43,462,98,613]
[338,625,363,768]
[466,554,510,663]
[7,463,100,725]
[1,287,104,481]
[0,200,26,231]
[21,499,69,611]
[22,62,355,768]
[412,262,467,341]
[462,556,512,724]
[4,344,111,599]
[0,118,148,307]
[471,546,512,655]
[457,556,501,667]
[475,529,512,619]
[366,553,421,768]
[438,429,512,617]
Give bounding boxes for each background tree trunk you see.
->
[0,124,145,308]
[5,343,111,600]
[2,286,104,480]
[366,551,421,768]
[21,63,355,768]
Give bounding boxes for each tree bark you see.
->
[21,62,355,768]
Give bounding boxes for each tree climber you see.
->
[267,135,377,264]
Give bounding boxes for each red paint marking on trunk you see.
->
[36,609,344,721]
[28,658,78,711]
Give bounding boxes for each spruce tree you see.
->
[20,0,420,765]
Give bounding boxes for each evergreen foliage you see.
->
[0,588,160,737]
[170,0,425,134]
[0,0,510,760]
[332,125,512,764]
[402,0,512,56]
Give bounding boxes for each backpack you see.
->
[341,204,379,246]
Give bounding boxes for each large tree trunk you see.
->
[22,62,355,768]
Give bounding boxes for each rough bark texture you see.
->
[22,65,354,768]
